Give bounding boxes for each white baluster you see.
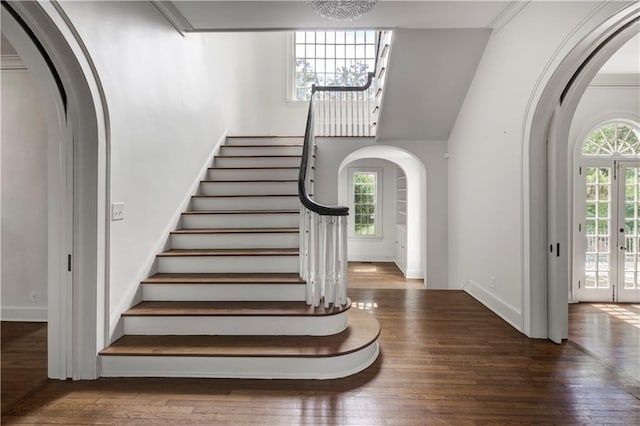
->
[348,92,355,136]
[299,208,306,281]
[312,213,322,307]
[338,215,348,305]
[324,216,335,307]
[307,211,314,305]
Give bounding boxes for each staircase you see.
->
[100,136,380,379]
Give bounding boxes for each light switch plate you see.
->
[112,202,125,221]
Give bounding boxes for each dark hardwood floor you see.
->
[2,266,639,424]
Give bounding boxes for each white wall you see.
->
[338,158,397,262]
[202,32,307,136]
[314,138,448,288]
[569,82,640,149]
[0,61,48,321]
[447,1,632,331]
[57,1,243,337]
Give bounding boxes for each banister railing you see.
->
[313,72,376,137]
[298,73,374,308]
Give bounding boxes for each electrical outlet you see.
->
[490,276,496,289]
[30,291,38,303]
[112,202,125,221]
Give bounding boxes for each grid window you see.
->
[584,167,612,289]
[294,30,377,100]
[353,172,377,236]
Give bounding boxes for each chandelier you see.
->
[308,1,379,21]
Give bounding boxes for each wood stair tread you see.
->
[171,228,298,235]
[209,166,298,170]
[101,309,379,358]
[182,210,299,215]
[158,248,298,257]
[221,144,303,148]
[191,194,298,198]
[122,300,351,317]
[217,155,301,158]
[142,272,305,284]
[227,135,303,138]
[201,179,297,183]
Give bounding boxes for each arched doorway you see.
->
[2,1,109,379]
[525,3,639,341]
[337,145,427,285]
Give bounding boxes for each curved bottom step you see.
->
[100,309,380,379]
[100,341,379,380]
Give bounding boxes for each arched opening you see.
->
[2,2,109,379]
[337,145,427,285]
[526,3,639,341]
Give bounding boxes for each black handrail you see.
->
[298,72,375,216]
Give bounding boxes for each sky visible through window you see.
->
[294,30,377,100]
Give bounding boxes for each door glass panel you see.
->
[584,167,611,289]
[623,167,640,290]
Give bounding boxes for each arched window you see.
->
[581,122,640,157]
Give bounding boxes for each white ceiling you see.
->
[164,1,515,31]
[377,28,491,141]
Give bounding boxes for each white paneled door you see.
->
[578,160,640,302]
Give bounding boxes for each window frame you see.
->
[288,30,378,102]
[348,167,383,239]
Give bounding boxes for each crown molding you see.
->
[1,54,26,70]
[150,1,193,35]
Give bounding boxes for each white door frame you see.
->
[3,0,110,379]
[525,3,639,340]
[573,153,640,303]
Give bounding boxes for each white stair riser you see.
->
[200,181,297,196]
[101,342,379,379]
[123,312,348,336]
[215,156,300,168]
[157,255,299,273]
[225,137,303,146]
[220,146,302,156]
[171,233,299,249]
[192,196,300,211]
[208,168,298,181]
[182,213,299,229]
[142,283,305,302]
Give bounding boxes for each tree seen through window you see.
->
[294,30,377,100]
[353,172,376,236]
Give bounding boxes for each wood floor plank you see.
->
[3,265,640,424]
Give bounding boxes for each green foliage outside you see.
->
[354,173,376,236]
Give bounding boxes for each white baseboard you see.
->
[404,268,423,279]
[462,280,522,332]
[348,256,395,262]
[109,130,229,337]
[1,306,47,322]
